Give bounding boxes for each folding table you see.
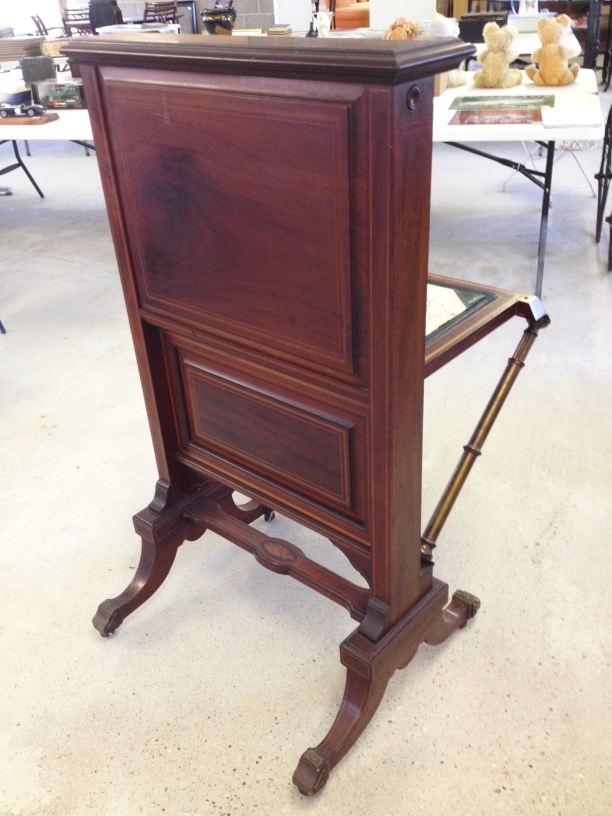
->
[0,109,94,197]
[434,69,604,298]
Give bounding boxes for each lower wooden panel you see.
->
[170,342,368,522]
[184,363,352,505]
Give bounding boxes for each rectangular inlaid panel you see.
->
[178,354,358,510]
[102,77,354,374]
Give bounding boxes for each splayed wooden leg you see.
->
[93,482,233,636]
[93,534,181,636]
[293,667,391,795]
[293,579,461,795]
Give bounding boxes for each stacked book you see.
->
[41,39,72,58]
[0,36,45,62]
[268,24,292,36]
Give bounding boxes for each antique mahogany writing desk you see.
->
[65,35,549,794]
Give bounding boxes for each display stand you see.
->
[65,34,549,794]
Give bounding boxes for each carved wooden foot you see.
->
[424,589,480,646]
[93,483,233,636]
[293,579,455,795]
[93,535,181,636]
[293,659,391,795]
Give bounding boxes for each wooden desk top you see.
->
[63,32,475,84]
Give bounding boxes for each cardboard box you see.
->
[32,78,86,109]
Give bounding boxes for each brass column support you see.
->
[421,314,550,564]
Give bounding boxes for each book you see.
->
[268,24,292,35]
[450,94,555,111]
[541,107,603,129]
[0,36,45,62]
[449,109,543,125]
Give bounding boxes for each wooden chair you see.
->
[142,1,179,24]
[62,9,93,36]
[31,14,65,37]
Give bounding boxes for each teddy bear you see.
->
[525,15,581,86]
[473,22,522,89]
[383,17,419,40]
[418,14,467,87]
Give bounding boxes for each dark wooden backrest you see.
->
[143,1,179,23]
[62,9,93,36]
[64,35,473,625]
[31,15,48,35]
[33,13,66,36]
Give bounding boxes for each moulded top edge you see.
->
[62,34,475,85]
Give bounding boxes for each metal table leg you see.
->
[446,141,555,299]
[601,0,612,88]
[0,140,44,198]
[535,141,555,300]
[70,139,95,155]
[584,0,603,72]
[595,106,612,242]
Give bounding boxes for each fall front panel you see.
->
[101,74,355,375]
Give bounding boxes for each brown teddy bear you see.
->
[474,23,522,89]
[525,15,580,86]
[383,17,418,40]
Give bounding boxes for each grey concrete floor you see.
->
[1,99,611,816]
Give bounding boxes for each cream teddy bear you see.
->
[418,14,467,87]
[473,22,522,89]
[525,15,580,86]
